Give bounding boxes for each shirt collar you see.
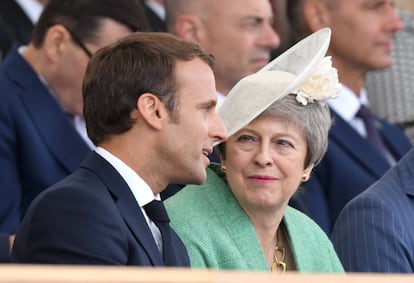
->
[328,84,369,121]
[95,147,159,208]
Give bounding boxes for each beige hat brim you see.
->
[218,28,331,138]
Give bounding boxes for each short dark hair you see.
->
[32,0,151,47]
[83,32,215,145]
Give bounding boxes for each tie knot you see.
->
[144,200,170,223]
[356,105,372,120]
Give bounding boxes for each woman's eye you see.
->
[276,139,293,147]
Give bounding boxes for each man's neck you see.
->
[331,58,366,97]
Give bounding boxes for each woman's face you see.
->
[224,115,313,213]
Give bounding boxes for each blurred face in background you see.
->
[322,0,402,73]
[197,0,280,94]
[47,19,132,116]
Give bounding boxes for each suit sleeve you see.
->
[331,191,413,273]
[11,186,129,264]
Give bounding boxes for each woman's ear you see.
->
[302,164,314,182]
[136,93,166,130]
[303,0,331,32]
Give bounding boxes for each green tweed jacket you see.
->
[165,165,344,273]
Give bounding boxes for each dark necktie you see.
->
[356,105,387,156]
[144,200,176,266]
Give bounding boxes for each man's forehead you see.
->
[209,0,273,19]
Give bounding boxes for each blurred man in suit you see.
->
[286,0,412,233]
[0,0,150,261]
[11,32,227,265]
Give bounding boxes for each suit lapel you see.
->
[330,111,390,177]
[396,149,414,197]
[81,152,164,266]
[378,118,412,159]
[4,49,90,173]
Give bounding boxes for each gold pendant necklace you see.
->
[271,228,287,273]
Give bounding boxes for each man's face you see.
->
[326,0,402,73]
[161,58,227,185]
[198,0,280,94]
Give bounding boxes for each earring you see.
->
[220,163,226,173]
[301,173,308,182]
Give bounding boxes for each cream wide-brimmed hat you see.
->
[218,27,340,138]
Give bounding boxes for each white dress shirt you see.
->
[328,84,369,138]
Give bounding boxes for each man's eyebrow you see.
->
[198,100,217,109]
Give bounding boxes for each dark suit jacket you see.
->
[331,148,414,272]
[0,47,90,235]
[11,152,190,266]
[290,109,412,233]
[0,0,34,60]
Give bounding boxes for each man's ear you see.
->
[174,15,203,43]
[136,93,166,130]
[42,24,70,62]
[303,0,331,32]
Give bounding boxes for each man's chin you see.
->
[174,171,207,186]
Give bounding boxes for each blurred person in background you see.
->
[286,0,412,234]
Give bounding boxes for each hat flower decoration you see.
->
[218,28,341,138]
[293,55,340,106]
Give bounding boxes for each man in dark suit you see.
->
[286,0,412,233]
[332,148,414,272]
[0,0,150,261]
[11,32,227,265]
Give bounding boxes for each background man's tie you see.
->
[356,105,388,157]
